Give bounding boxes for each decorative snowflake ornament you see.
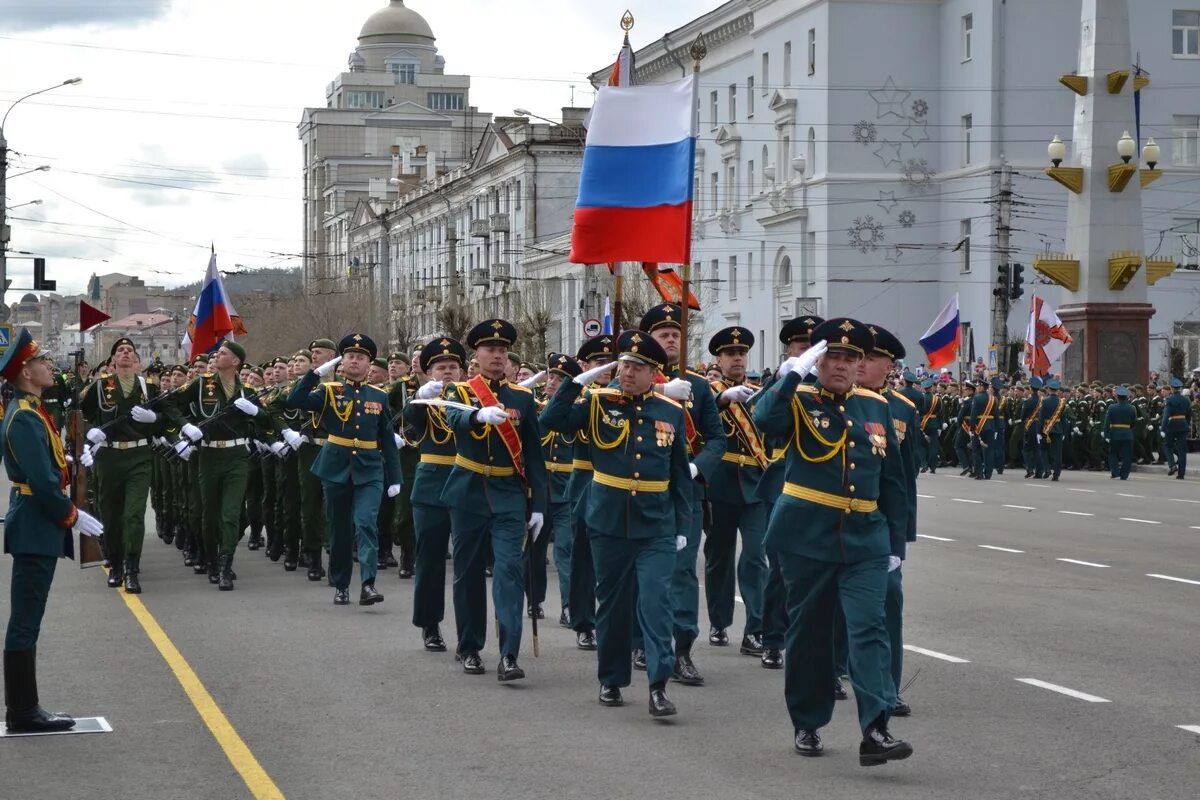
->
[852,120,878,145]
[912,98,929,119]
[901,158,935,189]
[848,216,885,254]
[898,209,916,228]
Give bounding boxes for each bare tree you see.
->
[436,302,472,343]
[235,289,364,363]
[513,279,555,361]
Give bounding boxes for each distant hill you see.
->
[175,267,301,297]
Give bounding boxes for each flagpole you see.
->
[678,33,707,375]
[612,262,623,335]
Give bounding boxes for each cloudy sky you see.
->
[0,0,706,297]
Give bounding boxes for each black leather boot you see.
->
[860,717,913,766]
[106,556,124,588]
[174,521,186,551]
[207,553,220,584]
[4,649,74,733]
[283,545,298,572]
[123,556,142,595]
[161,516,174,546]
[217,555,235,591]
[246,524,263,551]
[306,551,325,582]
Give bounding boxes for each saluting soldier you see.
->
[404,336,467,651]
[2,329,105,733]
[541,330,692,716]
[287,334,403,606]
[753,318,912,766]
[1162,377,1191,479]
[1039,379,1067,481]
[1103,385,1136,480]
[703,326,770,657]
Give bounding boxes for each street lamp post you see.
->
[1,77,82,310]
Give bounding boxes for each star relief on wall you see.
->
[902,118,929,145]
[877,191,899,214]
[873,140,903,168]
[869,77,911,120]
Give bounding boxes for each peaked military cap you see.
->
[387,352,410,364]
[419,336,467,368]
[617,329,667,371]
[1170,377,1184,389]
[779,315,825,345]
[1115,385,1130,397]
[467,318,517,349]
[249,366,265,379]
[309,338,337,352]
[547,353,582,379]
[338,333,377,361]
[1029,377,1044,390]
[271,356,290,368]
[920,377,935,389]
[0,328,52,380]
[865,323,905,361]
[371,357,387,370]
[576,334,616,362]
[990,376,1004,391]
[1046,379,1062,390]
[708,326,754,355]
[902,370,918,383]
[639,303,684,333]
[110,337,136,356]
[293,349,313,361]
[809,317,873,356]
[220,340,247,365]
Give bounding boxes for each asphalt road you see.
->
[1,467,1197,799]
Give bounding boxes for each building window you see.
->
[730,256,738,300]
[515,180,522,210]
[747,159,755,196]
[761,52,769,94]
[783,42,792,86]
[807,28,816,75]
[962,14,973,61]
[762,145,771,182]
[747,252,754,297]
[710,90,719,127]
[1174,11,1200,57]
[427,92,465,111]
[728,83,737,123]
[962,114,973,165]
[747,77,755,115]
[727,164,737,208]
[391,63,416,84]
[346,91,384,109]
[710,172,719,214]
[780,135,791,175]
[960,219,972,273]
[1174,114,1200,164]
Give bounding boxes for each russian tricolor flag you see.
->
[569,75,697,266]
[919,294,960,370]
[182,249,245,359]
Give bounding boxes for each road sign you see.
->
[583,318,602,337]
[0,323,10,352]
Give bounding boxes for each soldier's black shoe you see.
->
[122,559,141,595]
[267,539,283,562]
[333,588,350,605]
[246,532,261,551]
[632,648,647,671]
[576,631,597,651]
[386,551,400,569]
[959,468,971,476]
[192,557,208,575]
[892,697,912,717]
[423,626,447,652]
[207,556,220,585]
[708,627,729,646]
[739,634,764,655]
[599,686,623,707]
[672,654,704,686]
[2,650,75,734]
[648,686,677,718]
[283,547,298,572]
[1051,475,1060,482]
[1025,470,1034,478]
[162,522,175,546]
[106,565,124,588]
[834,677,848,700]
[859,722,913,767]
[528,604,544,620]
[460,652,485,674]
[761,648,783,669]
[397,565,413,579]
[497,655,525,682]
[359,582,384,605]
[306,552,325,582]
[1169,465,1178,476]
[217,556,234,591]
[298,552,310,568]
[558,607,571,628]
[794,729,823,756]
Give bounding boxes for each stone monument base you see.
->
[1056,302,1154,384]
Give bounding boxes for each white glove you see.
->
[1072,426,1080,435]
[282,428,303,449]
[255,441,268,453]
[662,378,692,400]
[476,406,509,426]
[130,405,157,424]
[86,427,106,445]
[387,483,402,498]
[182,423,204,442]
[720,385,755,405]
[65,453,74,465]
[689,463,699,480]
[416,380,444,400]
[783,340,828,378]
[79,447,94,468]
[233,397,259,417]
[270,441,289,457]
[888,555,902,573]
[1036,434,1043,444]
[392,432,405,449]
[575,362,616,387]
[74,509,104,538]
[315,355,342,378]
[520,370,547,389]
[527,512,545,542]
[174,441,193,461]
[153,436,167,447]
[676,535,687,552]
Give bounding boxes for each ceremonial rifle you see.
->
[67,350,104,568]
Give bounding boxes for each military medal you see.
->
[865,422,888,455]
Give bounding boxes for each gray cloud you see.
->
[1,0,173,32]
[223,152,272,180]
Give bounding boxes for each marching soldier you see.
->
[287,334,403,606]
[537,354,580,626]
[1103,385,1136,480]
[1021,378,1045,478]
[387,351,420,576]
[1162,377,1191,479]
[2,328,105,733]
[289,340,338,573]
[968,378,999,480]
[953,383,975,474]
[1039,379,1067,481]
[541,330,692,717]
[265,354,305,570]
[918,378,942,474]
[752,318,912,766]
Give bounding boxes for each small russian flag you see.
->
[919,294,960,370]
[602,295,612,335]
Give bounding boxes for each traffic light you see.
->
[994,263,1010,298]
[1010,263,1025,300]
[33,258,56,292]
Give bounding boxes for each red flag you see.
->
[79,301,111,332]
[642,263,700,311]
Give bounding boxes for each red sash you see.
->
[654,372,700,456]
[467,375,526,485]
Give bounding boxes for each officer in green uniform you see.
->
[541,329,692,717]
[438,319,548,680]
[1021,378,1045,478]
[403,336,466,651]
[538,354,581,627]
[703,326,769,656]
[897,371,926,468]
[753,318,912,766]
[1162,377,1191,479]
[1103,385,1136,480]
[287,343,334,575]
[918,378,942,473]
[257,358,287,559]
[79,337,171,593]
[180,354,209,570]
[167,364,190,553]
[288,334,403,605]
[241,365,267,549]
[953,383,975,473]
[2,329,104,733]
[1039,379,1067,481]
[388,352,421,576]
[968,378,998,480]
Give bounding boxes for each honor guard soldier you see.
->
[638,303,726,685]
[387,351,420,576]
[541,330,693,716]
[288,334,402,606]
[703,326,770,657]
[1021,378,1046,478]
[538,354,581,627]
[953,382,975,474]
[439,319,548,680]
[918,378,942,474]
[78,337,171,593]
[2,329,105,733]
[404,336,467,651]
[1039,379,1067,481]
[752,318,913,767]
[1162,377,1191,478]
[1103,385,1136,480]
[968,378,1000,480]
[287,341,338,573]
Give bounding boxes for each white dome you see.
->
[359,1,434,44]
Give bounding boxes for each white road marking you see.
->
[903,645,970,664]
[1067,488,1096,494]
[917,494,935,499]
[1147,573,1200,586]
[1119,518,1160,525]
[1015,678,1110,703]
[1177,725,1200,736]
[1117,493,1144,498]
[1004,504,1036,510]
[952,498,984,504]
[1170,498,1200,504]
[1192,526,1200,531]
[1057,558,1110,569]
[1024,483,1049,489]
[992,479,1008,484]
[978,545,1024,554]
[917,534,955,542]
[1057,511,1094,517]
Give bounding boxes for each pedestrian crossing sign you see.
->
[0,324,10,353]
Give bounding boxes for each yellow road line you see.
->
[113,580,284,799]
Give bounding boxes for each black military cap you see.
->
[708,326,755,356]
[809,317,873,357]
[639,303,684,333]
[220,340,247,366]
[271,356,290,368]
[617,329,667,371]
[371,357,387,371]
[466,318,517,349]
[419,336,467,368]
[309,338,337,352]
[779,315,825,345]
[547,353,582,379]
[293,349,313,361]
[110,337,136,356]
[865,323,905,361]
[338,333,377,361]
[576,335,616,362]
[387,352,410,364]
